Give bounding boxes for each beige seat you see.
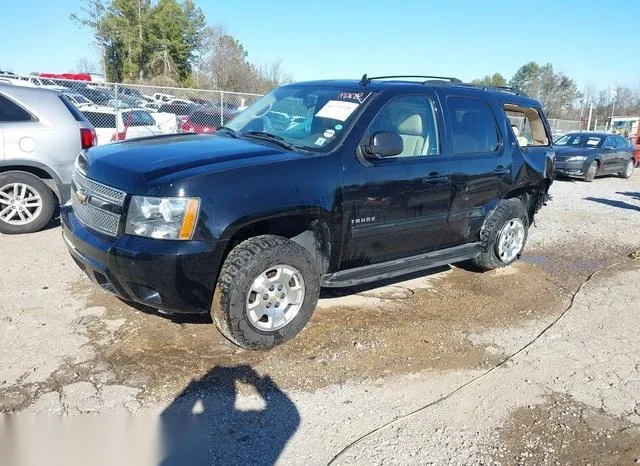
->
[512,125,528,147]
[396,114,425,156]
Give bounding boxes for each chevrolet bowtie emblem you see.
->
[76,189,89,204]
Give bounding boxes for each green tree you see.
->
[70,0,110,78]
[510,62,578,118]
[471,73,507,87]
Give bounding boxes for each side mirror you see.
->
[365,131,404,158]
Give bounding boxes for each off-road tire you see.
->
[473,198,529,270]
[0,171,56,234]
[620,159,634,179]
[211,235,321,349]
[584,161,598,182]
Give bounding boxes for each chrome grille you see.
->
[72,193,121,236]
[71,169,126,237]
[73,170,126,206]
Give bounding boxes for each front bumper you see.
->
[554,159,588,178]
[61,205,228,314]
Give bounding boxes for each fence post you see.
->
[219,91,224,127]
[114,82,120,135]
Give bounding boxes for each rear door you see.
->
[440,93,512,247]
[601,136,619,172]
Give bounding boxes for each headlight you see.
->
[125,196,200,240]
[565,155,587,162]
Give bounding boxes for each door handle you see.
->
[423,172,449,183]
[493,166,510,175]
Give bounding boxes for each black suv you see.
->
[61,75,555,349]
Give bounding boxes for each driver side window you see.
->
[367,95,440,158]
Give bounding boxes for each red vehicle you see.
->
[634,134,640,167]
[181,110,226,134]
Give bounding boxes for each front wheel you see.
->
[0,171,56,234]
[211,235,321,349]
[473,198,529,270]
[584,161,598,182]
[620,159,634,179]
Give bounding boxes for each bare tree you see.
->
[75,57,98,74]
[70,0,109,78]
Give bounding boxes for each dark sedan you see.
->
[554,132,635,182]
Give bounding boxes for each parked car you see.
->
[153,92,177,103]
[554,132,635,181]
[80,108,164,145]
[62,91,96,108]
[119,86,144,100]
[0,83,96,234]
[61,75,554,349]
[75,86,115,106]
[181,109,236,133]
[16,76,68,91]
[634,133,640,167]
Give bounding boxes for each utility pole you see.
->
[609,87,617,130]
[587,102,594,131]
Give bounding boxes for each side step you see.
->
[322,242,481,288]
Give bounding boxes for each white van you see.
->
[80,108,166,145]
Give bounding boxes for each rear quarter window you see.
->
[0,94,35,122]
[58,95,89,123]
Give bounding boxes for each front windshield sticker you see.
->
[314,137,326,146]
[337,92,372,104]
[315,100,359,121]
[335,124,343,130]
[586,138,600,146]
[324,129,335,138]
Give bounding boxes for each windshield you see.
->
[224,85,375,152]
[612,121,633,129]
[555,134,603,148]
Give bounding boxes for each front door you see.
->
[340,93,453,268]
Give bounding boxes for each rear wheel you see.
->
[473,198,529,270]
[584,161,598,182]
[0,171,56,234]
[211,235,321,349]
[620,159,634,179]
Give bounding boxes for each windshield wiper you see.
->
[216,126,238,138]
[242,131,310,153]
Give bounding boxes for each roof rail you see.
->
[359,74,462,86]
[459,83,528,97]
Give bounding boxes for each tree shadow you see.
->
[160,365,300,466]
[616,191,640,201]
[584,197,640,212]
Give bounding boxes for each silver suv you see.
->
[0,83,96,234]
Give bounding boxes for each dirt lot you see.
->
[1,172,640,464]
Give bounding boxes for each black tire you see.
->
[473,198,529,270]
[211,234,321,349]
[620,159,634,179]
[584,160,598,182]
[0,171,56,234]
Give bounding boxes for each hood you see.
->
[554,146,599,158]
[84,133,296,193]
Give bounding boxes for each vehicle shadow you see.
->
[584,196,640,212]
[118,297,213,324]
[320,265,450,298]
[160,365,300,466]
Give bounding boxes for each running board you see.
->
[322,242,481,288]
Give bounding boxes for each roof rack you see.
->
[459,83,527,97]
[359,74,462,86]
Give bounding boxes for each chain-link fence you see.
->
[5,74,598,145]
[5,74,263,145]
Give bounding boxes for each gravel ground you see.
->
[1,171,639,465]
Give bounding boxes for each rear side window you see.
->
[82,111,116,128]
[58,95,87,122]
[0,94,34,122]
[446,96,499,155]
[615,136,629,148]
[504,104,550,147]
